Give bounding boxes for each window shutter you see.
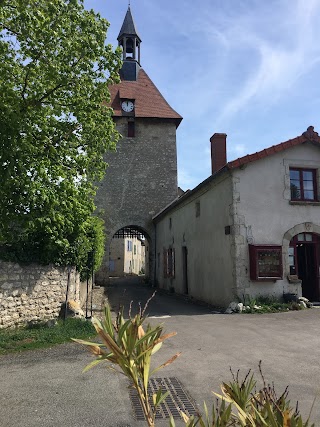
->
[172,248,175,278]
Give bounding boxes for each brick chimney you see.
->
[210,133,227,174]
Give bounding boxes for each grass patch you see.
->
[0,318,96,355]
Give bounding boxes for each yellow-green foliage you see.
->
[73,301,180,427]
[171,366,315,427]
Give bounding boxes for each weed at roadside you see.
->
[0,318,95,355]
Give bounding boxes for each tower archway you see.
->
[108,225,150,279]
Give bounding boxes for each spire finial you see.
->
[128,0,130,6]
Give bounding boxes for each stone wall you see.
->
[0,261,79,329]
[95,117,178,284]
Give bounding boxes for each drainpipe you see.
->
[90,250,95,316]
[154,222,157,288]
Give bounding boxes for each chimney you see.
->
[210,133,227,174]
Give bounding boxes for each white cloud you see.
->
[212,0,320,124]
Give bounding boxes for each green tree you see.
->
[0,0,121,266]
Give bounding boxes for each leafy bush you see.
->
[0,214,106,279]
[76,215,106,281]
[241,296,304,313]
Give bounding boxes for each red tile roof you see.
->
[109,69,182,127]
[153,127,320,221]
[227,126,320,170]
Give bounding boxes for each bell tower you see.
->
[95,6,182,284]
[117,6,141,82]
[117,6,141,64]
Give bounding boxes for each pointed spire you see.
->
[117,6,141,43]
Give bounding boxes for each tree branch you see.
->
[1,25,21,37]
[21,52,43,101]
[31,54,85,106]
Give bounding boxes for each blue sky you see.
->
[86,0,320,190]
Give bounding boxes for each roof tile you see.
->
[109,69,182,127]
[227,126,320,170]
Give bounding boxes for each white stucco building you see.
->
[153,126,320,307]
[109,236,147,277]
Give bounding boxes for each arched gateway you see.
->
[95,7,182,284]
[108,226,150,278]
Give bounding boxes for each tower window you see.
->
[128,121,135,138]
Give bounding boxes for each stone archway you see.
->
[109,226,151,279]
[95,224,154,286]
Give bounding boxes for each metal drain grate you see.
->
[129,377,198,420]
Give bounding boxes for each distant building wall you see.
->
[0,262,79,329]
[124,237,147,275]
[109,236,148,276]
[109,238,125,276]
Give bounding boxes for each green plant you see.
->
[77,216,106,281]
[139,267,145,275]
[170,364,315,427]
[73,300,180,427]
[240,295,305,314]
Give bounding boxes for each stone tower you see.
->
[95,6,182,284]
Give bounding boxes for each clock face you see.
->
[121,100,134,112]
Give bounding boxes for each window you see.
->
[163,247,175,278]
[134,244,136,255]
[128,120,135,137]
[290,168,317,201]
[127,240,132,251]
[249,245,282,280]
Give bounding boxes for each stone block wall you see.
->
[95,117,178,284]
[0,261,79,329]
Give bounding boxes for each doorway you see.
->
[290,233,320,301]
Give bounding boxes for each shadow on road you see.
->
[105,276,217,317]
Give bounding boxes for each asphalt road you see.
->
[1,276,319,427]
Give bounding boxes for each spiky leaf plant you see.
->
[171,364,315,427]
[73,301,180,427]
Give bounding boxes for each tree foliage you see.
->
[0,0,121,267]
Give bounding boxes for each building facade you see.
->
[154,127,320,306]
[109,236,147,277]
